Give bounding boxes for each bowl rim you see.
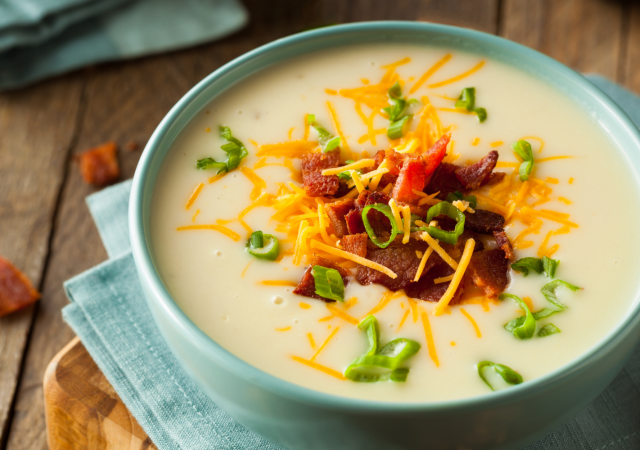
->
[130,20,640,413]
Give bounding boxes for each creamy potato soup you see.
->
[150,44,640,402]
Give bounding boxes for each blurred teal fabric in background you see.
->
[0,0,248,90]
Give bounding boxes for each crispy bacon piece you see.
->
[384,148,405,176]
[424,162,464,199]
[78,142,120,186]
[342,233,368,258]
[392,154,427,204]
[293,256,350,302]
[324,199,355,238]
[345,209,366,234]
[367,150,396,188]
[485,172,506,186]
[0,256,40,317]
[455,150,499,191]
[493,230,514,260]
[423,135,450,185]
[301,149,340,197]
[356,241,434,291]
[467,248,510,298]
[404,264,464,304]
[353,190,392,235]
[463,209,505,234]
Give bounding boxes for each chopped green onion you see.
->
[512,140,534,181]
[361,204,399,248]
[387,114,412,139]
[504,308,557,333]
[541,279,581,310]
[411,201,465,245]
[511,257,544,276]
[446,191,477,208]
[455,87,476,111]
[538,323,561,337]
[345,315,420,383]
[312,266,345,302]
[499,293,536,339]
[307,114,341,153]
[474,107,488,123]
[245,231,279,261]
[477,361,523,391]
[196,126,248,173]
[542,256,560,279]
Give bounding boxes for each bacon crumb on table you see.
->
[77,141,120,186]
[0,256,40,317]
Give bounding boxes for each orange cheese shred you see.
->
[291,356,346,380]
[240,167,266,200]
[460,308,481,338]
[428,61,485,89]
[421,311,440,367]
[176,224,240,241]
[185,182,204,209]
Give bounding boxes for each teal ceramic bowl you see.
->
[130,22,640,449]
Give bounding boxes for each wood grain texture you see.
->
[500,0,625,78]
[44,338,157,450]
[621,2,640,94]
[0,75,82,446]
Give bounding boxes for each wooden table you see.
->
[1,0,638,448]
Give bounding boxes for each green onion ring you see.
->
[361,204,399,248]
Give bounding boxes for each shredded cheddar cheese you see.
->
[401,205,412,244]
[421,233,458,270]
[389,199,404,233]
[185,182,204,209]
[261,280,298,287]
[414,247,435,282]
[428,60,485,88]
[409,53,452,94]
[321,159,375,176]
[310,327,340,361]
[240,167,266,200]
[396,309,411,333]
[326,303,359,325]
[310,240,398,279]
[191,208,200,223]
[434,239,475,315]
[176,224,240,241]
[291,356,346,380]
[434,274,454,284]
[421,311,439,367]
[460,308,481,337]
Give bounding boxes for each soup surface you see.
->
[150,44,640,402]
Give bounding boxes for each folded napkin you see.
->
[0,0,248,91]
[63,75,640,450]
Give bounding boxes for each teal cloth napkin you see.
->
[63,75,640,449]
[0,0,248,90]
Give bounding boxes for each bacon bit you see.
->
[301,150,340,197]
[392,155,427,203]
[493,230,514,260]
[0,256,40,317]
[423,135,450,182]
[455,150,499,190]
[78,142,120,186]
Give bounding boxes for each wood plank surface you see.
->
[1,0,637,449]
[500,0,626,79]
[0,76,83,447]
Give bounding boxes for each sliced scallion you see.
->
[312,266,345,302]
[361,204,399,248]
[245,231,279,261]
[196,126,248,173]
[511,257,544,276]
[307,114,341,153]
[504,308,557,333]
[512,140,534,181]
[344,315,420,383]
[499,293,536,339]
[477,361,523,391]
[411,201,465,245]
[541,279,581,310]
[455,87,476,111]
[538,323,561,337]
[542,256,560,279]
[387,114,413,139]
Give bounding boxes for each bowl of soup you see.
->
[129,21,640,449]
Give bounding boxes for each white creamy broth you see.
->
[150,44,640,402]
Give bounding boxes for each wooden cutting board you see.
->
[44,338,157,450]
